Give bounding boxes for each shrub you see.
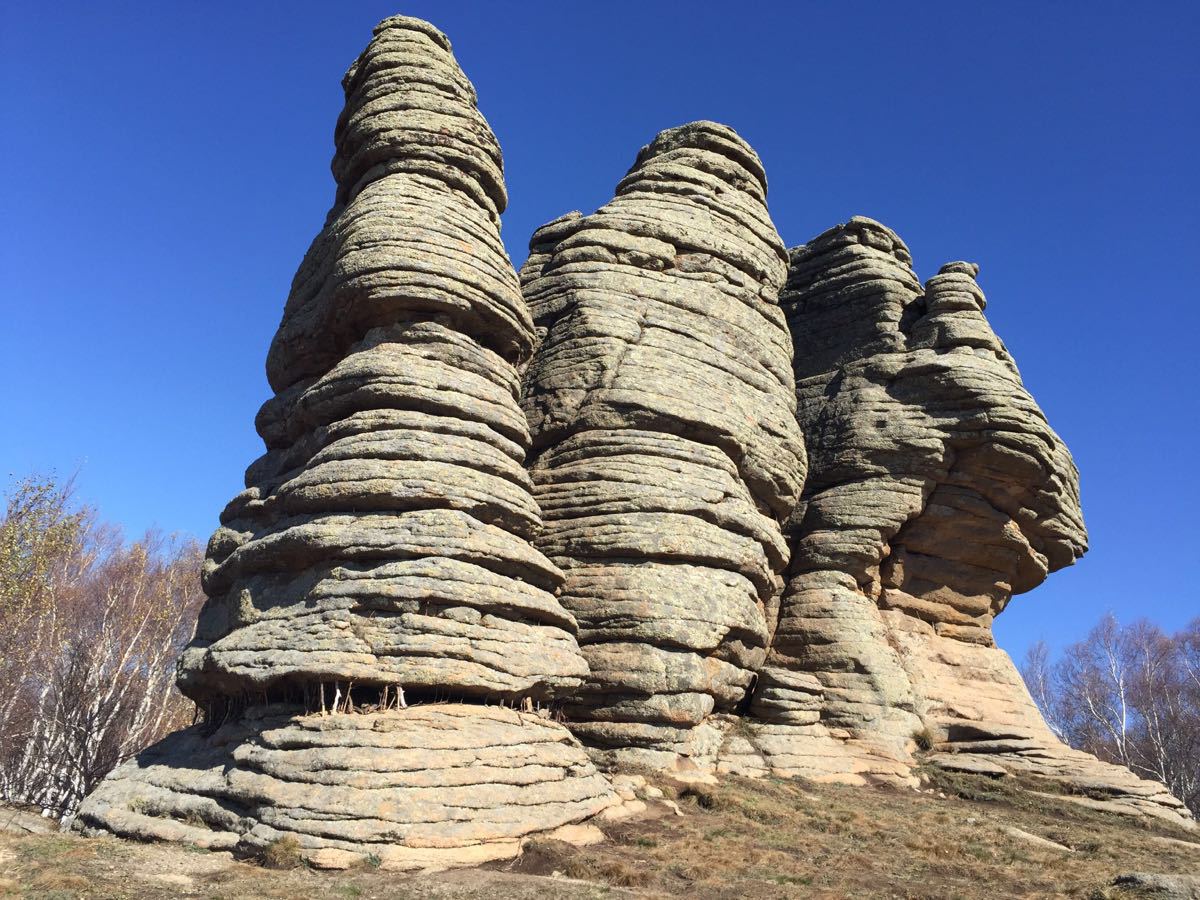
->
[259,835,303,870]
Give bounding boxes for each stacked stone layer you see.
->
[520,122,807,767]
[78,15,625,867]
[747,218,1085,757]
[884,610,1192,826]
[725,216,1189,827]
[76,13,1193,848]
[177,16,586,705]
[76,705,621,870]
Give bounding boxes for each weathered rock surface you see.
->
[724,216,1191,828]
[76,705,622,871]
[177,15,587,706]
[519,122,807,768]
[78,14,623,866]
[78,14,1191,851]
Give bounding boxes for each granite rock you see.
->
[78,14,622,867]
[726,217,1190,828]
[76,705,622,871]
[520,122,807,767]
[177,15,587,706]
[77,14,1193,851]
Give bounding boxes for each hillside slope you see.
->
[4,768,1197,899]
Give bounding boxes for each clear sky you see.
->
[2,2,1197,663]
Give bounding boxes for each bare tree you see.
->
[0,476,205,819]
[1020,640,1065,740]
[1022,614,1200,816]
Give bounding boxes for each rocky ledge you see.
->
[76,705,630,871]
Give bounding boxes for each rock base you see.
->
[74,704,624,870]
[570,712,915,788]
[596,609,1194,830]
[883,613,1194,829]
[928,745,1195,828]
[719,723,916,787]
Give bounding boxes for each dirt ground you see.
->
[2,768,1197,899]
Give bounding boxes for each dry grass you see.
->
[1,772,1197,898]
[518,838,654,887]
[259,835,303,870]
[501,770,1199,898]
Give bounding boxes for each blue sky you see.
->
[2,2,1197,663]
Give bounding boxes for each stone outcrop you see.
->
[1111,873,1200,899]
[518,122,807,769]
[76,15,625,866]
[721,216,1191,828]
[175,15,585,705]
[77,14,1193,858]
[76,706,619,870]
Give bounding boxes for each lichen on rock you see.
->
[77,14,623,866]
[726,216,1190,828]
[519,121,807,770]
[75,705,620,870]
[177,14,586,705]
[76,15,1194,858]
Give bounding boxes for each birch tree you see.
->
[0,476,205,819]
[1022,614,1200,816]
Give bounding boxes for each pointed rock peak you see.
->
[924,261,986,313]
[333,14,506,218]
[937,260,980,278]
[782,217,922,350]
[519,211,584,285]
[371,14,453,50]
[528,211,584,251]
[341,16,453,92]
[796,216,914,266]
[621,120,770,201]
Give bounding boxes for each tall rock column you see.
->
[520,122,807,770]
[175,13,587,706]
[724,218,930,784]
[727,216,1191,827]
[76,16,624,868]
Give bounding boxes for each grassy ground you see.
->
[2,769,1196,899]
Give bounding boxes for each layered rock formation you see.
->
[722,216,1191,827]
[76,15,626,865]
[176,15,586,705]
[77,14,1192,856]
[75,706,617,870]
[519,122,807,769]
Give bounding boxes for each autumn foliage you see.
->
[0,476,205,819]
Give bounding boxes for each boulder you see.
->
[75,705,621,871]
